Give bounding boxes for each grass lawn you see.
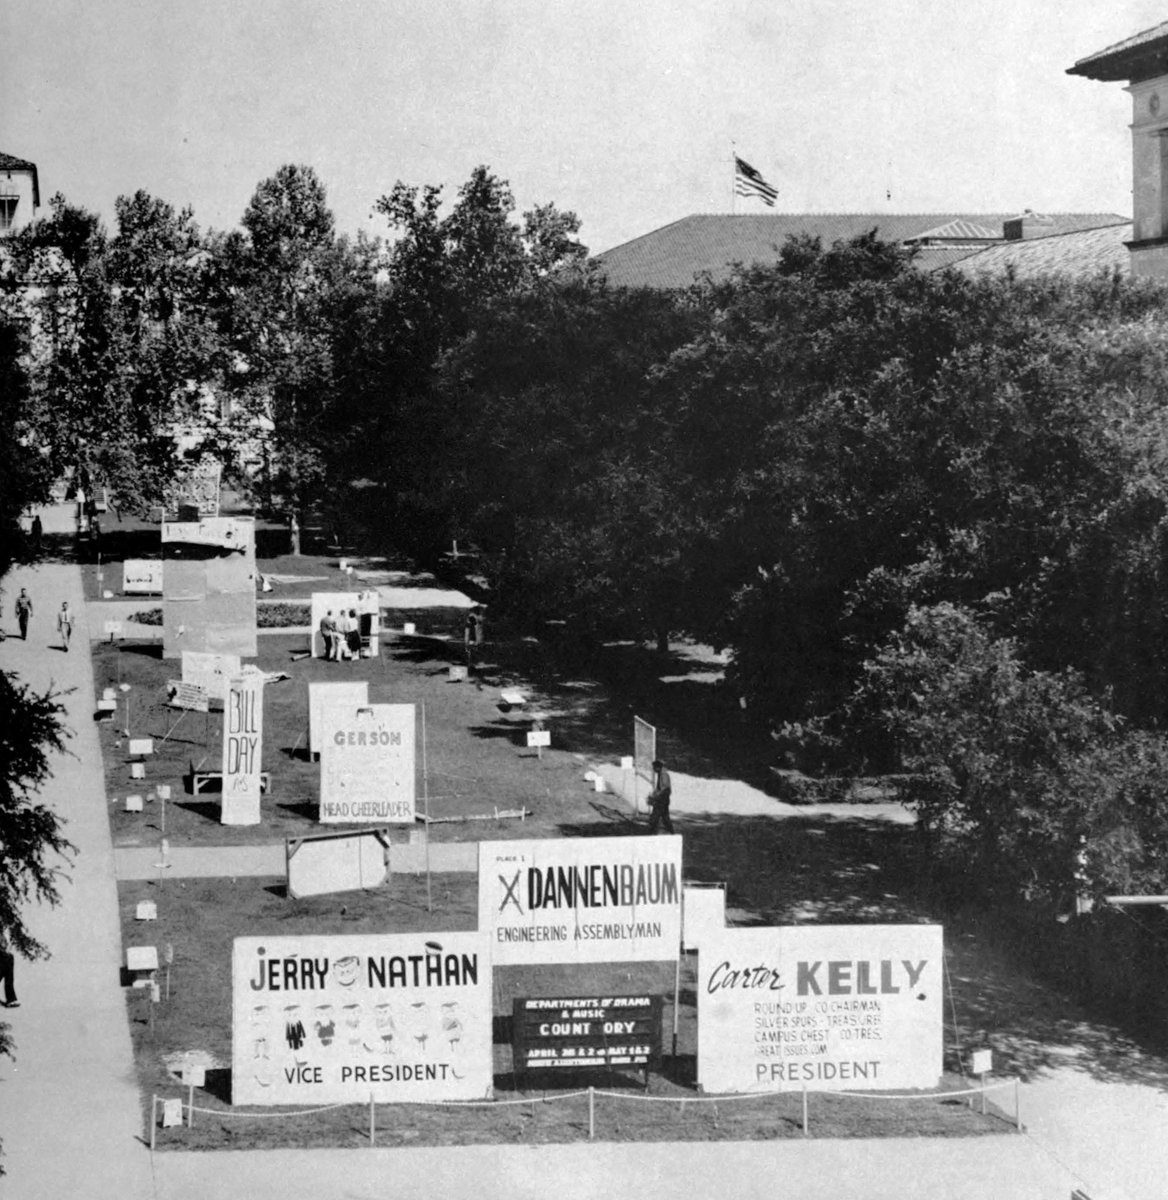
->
[95,632,631,850]
[125,874,1007,1151]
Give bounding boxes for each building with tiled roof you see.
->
[593,212,1129,289]
[1070,24,1168,277]
[942,222,1134,280]
[0,152,39,236]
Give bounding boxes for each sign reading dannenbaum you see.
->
[697,924,943,1094]
[478,836,682,966]
[232,932,492,1105]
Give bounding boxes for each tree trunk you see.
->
[289,512,301,556]
[656,628,669,655]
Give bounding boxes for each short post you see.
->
[980,1071,987,1115]
[802,1084,809,1137]
[369,1092,376,1146]
[187,1083,195,1128]
[150,1095,158,1152]
[588,1086,595,1139]
[1015,1078,1022,1132]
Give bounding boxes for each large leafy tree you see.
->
[218,164,379,549]
[5,192,221,512]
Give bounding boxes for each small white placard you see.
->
[161,1099,183,1128]
[103,687,117,701]
[500,690,526,705]
[130,763,145,779]
[97,699,117,713]
[157,784,172,800]
[135,901,157,921]
[129,738,153,757]
[402,622,416,635]
[103,620,124,638]
[527,730,551,748]
[593,776,606,792]
[620,755,634,770]
[125,794,144,812]
[448,665,468,682]
[127,946,159,972]
[970,1049,993,1075]
[184,1062,206,1087]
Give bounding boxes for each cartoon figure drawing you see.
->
[374,1002,397,1056]
[343,1002,364,1051]
[284,1004,306,1054]
[314,1003,336,1048]
[406,1001,435,1057]
[441,1001,464,1054]
[252,1005,273,1088]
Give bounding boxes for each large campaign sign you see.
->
[478,836,683,966]
[308,680,368,758]
[697,924,944,1094]
[162,517,257,659]
[319,704,415,824]
[232,932,492,1105]
[222,676,263,826]
[123,559,162,594]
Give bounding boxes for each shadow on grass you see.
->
[173,800,223,824]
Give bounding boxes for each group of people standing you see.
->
[318,609,363,661]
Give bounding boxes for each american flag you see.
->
[734,155,778,207]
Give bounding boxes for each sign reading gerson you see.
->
[512,995,662,1080]
[478,836,682,965]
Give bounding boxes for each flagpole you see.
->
[730,141,736,214]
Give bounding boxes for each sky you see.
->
[3,0,1167,255]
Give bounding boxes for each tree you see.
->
[4,192,222,514]
[219,165,378,550]
[841,602,1168,907]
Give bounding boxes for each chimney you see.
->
[1003,210,1055,241]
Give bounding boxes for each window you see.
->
[0,197,17,233]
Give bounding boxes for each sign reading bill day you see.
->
[232,932,492,1105]
[696,924,944,1094]
[478,836,682,966]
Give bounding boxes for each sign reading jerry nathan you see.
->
[319,703,415,823]
[232,932,492,1105]
[479,836,682,965]
[697,924,943,1094]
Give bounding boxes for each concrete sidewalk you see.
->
[0,557,155,1200]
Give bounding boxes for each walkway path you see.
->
[0,502,1161,1199]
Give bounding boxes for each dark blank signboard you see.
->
[512,995,663,1084]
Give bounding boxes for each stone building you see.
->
[1069,22,1168,278]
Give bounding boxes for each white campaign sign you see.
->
[123,559,162,594]
[696,924,944,1094]
[222,676,263,826]
[319,704,415,824]
[308,681,368,757]
[182,651,242,701]
[478,836,683,966]
[232,932,492,1105]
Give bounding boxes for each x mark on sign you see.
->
[499,870,523,914]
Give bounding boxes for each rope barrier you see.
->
[171,1079,1015,1119]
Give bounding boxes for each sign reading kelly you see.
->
[479,836,682,966]
[222,676,263,826]
[697,924,943,1094]
[319,703,415,824]
[232,932,492,1105]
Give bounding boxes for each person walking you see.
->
[647,758,674,834]
[346,608,362,659]
[57,600,74,651]
[320,610,339,661]
[0,930,18,1009]
[14,587,32,640]
[30,513,43,553]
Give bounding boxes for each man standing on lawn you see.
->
[14,587,32,640]
[647,758,674,834]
